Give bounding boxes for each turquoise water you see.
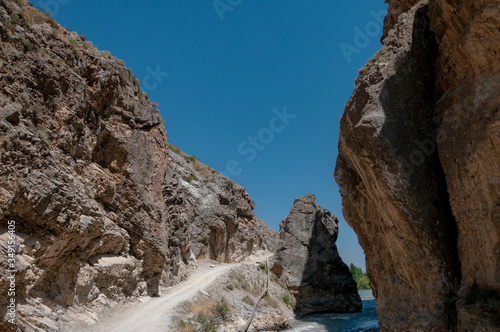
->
[284,290,379,332]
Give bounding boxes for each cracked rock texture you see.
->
[0,1,273,330]
[163,148,278,285]
[336,0,500,330]
[271,194,361,316]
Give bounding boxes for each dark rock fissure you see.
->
[380,5,463,328]
[335,3,471,330]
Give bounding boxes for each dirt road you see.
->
[69,252,271,332]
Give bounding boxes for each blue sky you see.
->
[34,0,388,270]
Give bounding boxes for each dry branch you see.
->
[242,258,270,332]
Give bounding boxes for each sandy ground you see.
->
[67,251,272,332]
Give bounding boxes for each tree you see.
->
[350,263,371,290]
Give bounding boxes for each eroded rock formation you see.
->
[271,194,361,315]
[0,1,272,330]
[163,147,278,284]
[335,0,500,330]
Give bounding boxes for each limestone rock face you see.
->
[335,0,500,330]
[0,1,271,330]
[256,216,279,253]
[271,194,361,316]
[382,0,421,38]
[0,1,169,329]
[163,148,277,284]
[429,1,500,328]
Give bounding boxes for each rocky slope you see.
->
[0,1,272,330]
[271,194,361,315]
[163,146,278,285]
[335,0,500,330]
[172,259,294,332]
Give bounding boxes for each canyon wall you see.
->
[163,147,278,285]
[0,1,272,330]
[335,0,500,330]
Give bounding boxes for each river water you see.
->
[284,290,379,332]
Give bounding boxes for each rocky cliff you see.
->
[335,0,500,330]
[271,194,361,315]
[163,146,278,285]
[0,1,272,330]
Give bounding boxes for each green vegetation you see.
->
[21,39,31,51]
[168,144,181,154]
[226,284,234,291]
[51,28,59,39]
[465,287,500,315]
[185,174,198,183]
[195,314,216,332]
[214,299,230,319]
[178,319,187,329]
[229,270,257,293]
[350,263,371,290]
[283,294,291,306]
[183,154,197,163]
[272,274,287,289]
[68,38,79,50]
[6,14,18,31]
[178,297,230,332]
[263,294,279,309]
[316,208,329,218]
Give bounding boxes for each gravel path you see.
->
[68,252,271,332]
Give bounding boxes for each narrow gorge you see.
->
[0,0,498,331]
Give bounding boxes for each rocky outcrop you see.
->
[0,1,169,330]
[0,1,271,330]
[271,194,361,315]
[163,147,278,284]
[382,0,421,39]
[256,217,279,253]
[336,0,500,330]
